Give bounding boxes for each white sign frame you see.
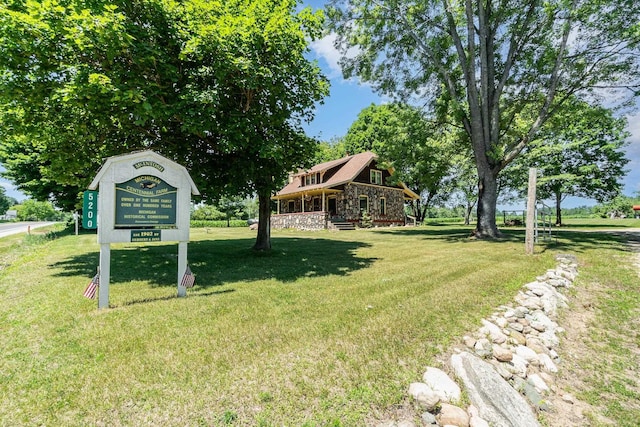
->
[88,150,200,308]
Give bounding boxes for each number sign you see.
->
[83,191,98,229]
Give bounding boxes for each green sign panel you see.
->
[131,229,162,242]
[115,175,177,228]
[83,191,98,229]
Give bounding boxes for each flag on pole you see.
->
[83,270,99,299]
[181,265,195,288]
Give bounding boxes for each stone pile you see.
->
[405,254,578,427]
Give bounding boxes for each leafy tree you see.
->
[594,195,634,219]
[342,103,457,223]
[218,196,247,227]
[0,185,11,215]
[312,137,348,164]
[506,99,629,225]
[191,205,227,222]
[328,0,640,238]
[15,199,61,221]
[0,0,328,250]
[447,156,478,225]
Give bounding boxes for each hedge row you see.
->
[190,220,248,228]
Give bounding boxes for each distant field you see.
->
[0,222,637,425]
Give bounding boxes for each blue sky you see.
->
[2,1,640,209]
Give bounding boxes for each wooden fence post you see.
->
[525,168,537,255]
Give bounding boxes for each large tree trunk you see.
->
[253,190,271,251]
[474,167,500,238]
[555,191,563,226]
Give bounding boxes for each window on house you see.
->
[370,169,383,185]
[380,197,386,215]
[304,173,319,186]
[288,200,295,212]
[359,195,368,213]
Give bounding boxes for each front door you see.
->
[328,197,337,217]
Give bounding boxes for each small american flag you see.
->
[181,265,195,288]
[83,271,99,299]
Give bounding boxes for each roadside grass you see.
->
[0,221,637,425]
[0,223,68,271]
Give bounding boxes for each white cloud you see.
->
[310,33,344,79]
[626,112,640,139]
[309,32,364,84]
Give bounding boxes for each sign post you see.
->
[88,151,199,309]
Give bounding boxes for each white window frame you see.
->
[370,169,383,185]
[380,197,386,215]
[359,195,369,213]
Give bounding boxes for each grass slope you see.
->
[1,223,636,425]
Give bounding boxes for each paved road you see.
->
[0,222,58,239]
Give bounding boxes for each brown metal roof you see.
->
[275,152,419,199]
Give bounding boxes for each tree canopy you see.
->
[506,98,630,225]
[328,0,640,237]
[0,0,329,249]
[0,185,12,215]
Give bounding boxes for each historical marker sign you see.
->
[88,150,200,308]
[115,175,177,227]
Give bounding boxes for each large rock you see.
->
[422,367,462,403]
[474,338,493,358]
[437,403,469,427]
[451,352,540,427]
[408,382,440,411]
[481,319,507,344]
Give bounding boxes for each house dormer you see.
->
[301,172,321,187]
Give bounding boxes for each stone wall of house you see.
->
[342,183,406,225]
[270,212,328,230]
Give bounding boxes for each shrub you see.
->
[190,220,247,228]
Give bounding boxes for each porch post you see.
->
[301,194,305,213]
[276,198,280,214]
[322,191,325,212]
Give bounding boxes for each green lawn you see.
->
[0,223,637,425]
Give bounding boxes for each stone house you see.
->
[271,151,419,230]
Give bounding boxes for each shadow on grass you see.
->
[119,288,236,306]
[375,226,524,243]
[51,236,375,289]
[558,223,633,229]
[376,225,637,254]
[548,229,640,254]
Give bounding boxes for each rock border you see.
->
[406,254,578,427]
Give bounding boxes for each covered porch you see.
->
[271,188,344,230]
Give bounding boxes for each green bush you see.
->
[191,205,227,221]
[190,220,247,228]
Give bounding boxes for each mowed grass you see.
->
[0,223,613,426]
[550,227,640,426]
